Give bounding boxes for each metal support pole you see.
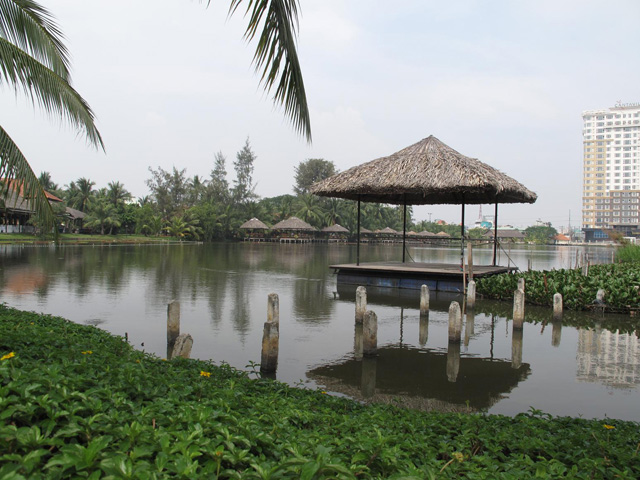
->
[460,202,465,268]
[402,196,407,263]
[492,203,499,266]
[356,197,361,266]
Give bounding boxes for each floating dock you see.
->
[330,261,515,293]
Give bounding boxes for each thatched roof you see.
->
[65,207,85,220]
[310,135,537,205]
[436,231,451,237]
[417,230,437,237]
[322,224,350,233]
[360,227,373,234]
[239,218,269,230]
[378,226,399,234]
[271,216,316,231]
[483,229,525,239]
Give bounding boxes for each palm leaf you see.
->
[205,0,310,142]
[0,37,103,149]
[0,125,56,233]
[0,0,70,78]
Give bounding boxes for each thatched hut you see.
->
[322,224,350,233]
[310,135,536,266]
[239,218,270,242]
[321,224,350,242]
[239,218,269,230]
[272,217,316,242]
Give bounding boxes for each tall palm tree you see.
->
[66,177,95,212]
[106,181,131,207]
[0,1,103,234]
[84,199,120,235]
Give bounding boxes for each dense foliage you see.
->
[615,244,640,263]
[476,263,640,312]
[1,306,639,478]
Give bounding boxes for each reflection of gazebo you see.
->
[271,216,316,243]
[239,218,269,242]
[308,345,530,412]
[310,135,537,290]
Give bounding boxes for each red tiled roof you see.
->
[1,179,62,202]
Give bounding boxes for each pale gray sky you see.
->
[3,0,639,228]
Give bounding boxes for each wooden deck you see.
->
[330,261,515,293]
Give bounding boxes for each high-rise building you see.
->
[582,102,640,241]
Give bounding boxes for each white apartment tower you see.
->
[582,103,640,239]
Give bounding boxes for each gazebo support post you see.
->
[460,202,465,269]
[356,197,361,266]
[402,195,407,263]
[492,203,499,266]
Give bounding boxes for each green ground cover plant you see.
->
[476,263,640,312]
[1,305,639,479]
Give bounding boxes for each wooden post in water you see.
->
[420,284,430,317]
[467,243,474,281]
[363,310,378,356]
[171,333,193,359]
[513,289,525,329]
[467,280,476,309]
[527,258,532,272]
[355,286,367,324]
[553,293,563,321]
[167,300,180,357]
[448,301,462,343]
[260,293,280,373]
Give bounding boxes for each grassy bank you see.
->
[0,233,187,245]
[476,263,640,313]
[1,306,638,479]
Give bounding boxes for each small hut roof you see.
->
[417,230,437,237]
[379,226,399,234]
[435,231,451,237]
[310,135,537,205]
[322,224,350,233]
[359,227,373,234]
[65,207,85,220]
[239,218,269,230]
[484,229,525,239]
[272,216,316,231]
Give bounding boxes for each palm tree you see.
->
[106,181,131,207]
[0,1,103,234]
[66,177,95,212]
[84,199,121,235]
[295,194,323,227]
[38,171,57,191]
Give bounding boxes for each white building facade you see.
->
[582,103,640,239]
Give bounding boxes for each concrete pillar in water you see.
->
[467,280,476,309]
[448,301,462,343]
[517,277,525,293]
[167,300,180,357]
[171,333,193,359]
[511,328,523,369]
[553,293,563,321]
[354,323,363,360]
[527,258,532,272]
[420,284,430,317]
[513,289,525,329]
[551,320,562,347]
[260,293,280,373]
[361,357,377,398]
[464,310,475,347]
[419,315,429,346]
[363,310,378,356]
[267,293,279,325]
[446,341,461,382]
[355,286,367,324]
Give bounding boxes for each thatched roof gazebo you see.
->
[239,218,269,230]
[310,135,537,266]
[378,227,399,235]
[272,216,316,231]
[321,224,350,233]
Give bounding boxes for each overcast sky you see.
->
[3,0,639,228]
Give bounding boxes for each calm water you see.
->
[1,242,638,421]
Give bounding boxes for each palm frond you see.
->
[0,125,56,233]
[0,37,104,149]
[221,0,310,142]
[0,0,70,78]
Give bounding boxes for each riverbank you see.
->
[1,305,638,479]
[0,233,196,245]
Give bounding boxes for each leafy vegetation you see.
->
[615,244,640,263]
[476,263,640,312]
[1,305,639,479]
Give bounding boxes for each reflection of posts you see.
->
[361,356,377,398]
[354,323,363,360]
[167,300,180,359]
[420,284,430,317]
[419,315,429,346]
[260,293,280,373]
[363,310,378,356]
[446,341,461,382]
[464,311,475,347]
[467,280,476,309]
[511,328,523,369]
[513,289,525,329]
[551,320,562,347]
[448,301,462,343]
[355,286,367,324]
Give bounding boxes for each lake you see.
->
[1,241,638,421]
